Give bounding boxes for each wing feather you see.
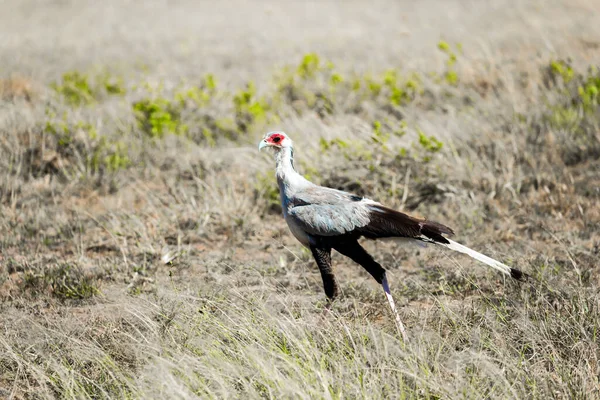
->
[287,186,453,242]
[288,202,371,236]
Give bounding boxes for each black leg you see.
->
[332,240,387,284]
[309,246,339,300]
[333,239,408,341]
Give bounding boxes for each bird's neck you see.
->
[275,146,304,187]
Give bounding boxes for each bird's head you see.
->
[258,131,293,152]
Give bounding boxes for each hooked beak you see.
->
[258,139,269,151]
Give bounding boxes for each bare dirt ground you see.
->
[1,0,599,398]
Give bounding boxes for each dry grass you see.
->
[0,76,37,102]
[1,1,600,399]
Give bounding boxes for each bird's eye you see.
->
[272,136,281,143]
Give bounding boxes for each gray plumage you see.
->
[288,189,373,237]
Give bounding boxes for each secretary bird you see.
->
[258,131,526,340]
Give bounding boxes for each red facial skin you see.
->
[266,133,285,146]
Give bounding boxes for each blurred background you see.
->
[1,1,599,398]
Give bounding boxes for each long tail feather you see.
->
[441,239,526,280]
[361,205,527,280]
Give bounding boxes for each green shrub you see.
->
[133,97,188,138]
[577,67,600,113]
[437,40,461,86]
[233,82,269,132]
[297,53,321,79]
[51,70,127,105]
[540,60,600,164]
[51,71,95,105]
[273,53,341,116]
[371,120,390,146]
[417,129,443,153]
[543,60,600,126]
[547,59,575,85]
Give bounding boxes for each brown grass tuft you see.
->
[0,76,37,102]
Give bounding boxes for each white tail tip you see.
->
[443,239,525,280]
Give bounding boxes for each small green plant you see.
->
[359,70,422,106]
[438,40,460,86]
[297,53,321,79]
[51,71,95,105]
[51,70,127,105]
[577,66,600,113]
[417,129,444,153]
[298,162,322,182]
[540,60,600,163]
[273,53,343,116]
[133,97,188,138]
[394,120,408,137]
[330,72,344,87]
[365,74,383,97]
[548,59,575,84]
[320,137,374,162]
[204,73,217,92]
[543,60,600,123]
[383,70,405,105]
[371,120,390,146]
[233,82,269,132]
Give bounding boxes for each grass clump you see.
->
[42,110,131,178]
[46,264,100,300]
[0,75,37,101]
[21,263,100,300]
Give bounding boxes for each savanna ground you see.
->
[1,1,600,398]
